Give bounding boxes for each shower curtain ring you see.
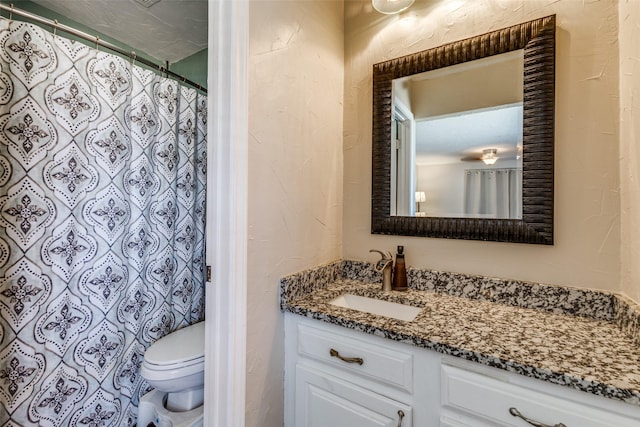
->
[9,3,13,21]
[52,19,58,37]
[131,51,136,66]
[95,36,100,51]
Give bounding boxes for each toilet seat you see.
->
[141,358,204,382]
[141,322,205,382]
[144,322,205,366]
[144,355,204,371]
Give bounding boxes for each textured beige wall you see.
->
[344,0,621,291]
[247,1,344,426]
[620,0,640,302]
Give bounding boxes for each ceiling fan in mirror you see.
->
[461,148,500,165]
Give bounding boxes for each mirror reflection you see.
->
[390,50,524,219]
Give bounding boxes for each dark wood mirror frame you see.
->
[371,15,555,244]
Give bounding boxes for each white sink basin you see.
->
[329,294,421,322]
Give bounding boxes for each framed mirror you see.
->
[371,15,555,244]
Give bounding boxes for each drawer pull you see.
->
[329,348,364,365]
[397,409,405,427]
[509,407,567,427]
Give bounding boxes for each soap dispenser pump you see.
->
[392,246,407,291]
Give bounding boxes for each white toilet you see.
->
[138,321,205,427]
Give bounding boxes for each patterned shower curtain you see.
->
[0,16,207,426]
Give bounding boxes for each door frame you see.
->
[205,0,249,425]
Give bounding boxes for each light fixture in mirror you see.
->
[415,191,426,216]
[481,149,499,165]
[371,15,556,244]
[372,0,415,14]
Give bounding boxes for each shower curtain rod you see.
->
[0,2,207,93]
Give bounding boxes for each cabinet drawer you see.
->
[441,364,639,427]
[297,322,414,392]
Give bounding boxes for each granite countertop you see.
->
[280,261,640,406]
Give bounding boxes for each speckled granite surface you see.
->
[280,260,640,406]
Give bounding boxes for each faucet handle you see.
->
[369,249,393,274]
[369,249,392,260]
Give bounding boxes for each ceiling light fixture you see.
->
[372,0,415,14]
[481,148,499,165]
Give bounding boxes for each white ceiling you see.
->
[415,104,523,166]
[30,0,207,63]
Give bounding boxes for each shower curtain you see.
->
[0,17,207,426]
[464,168,522,219]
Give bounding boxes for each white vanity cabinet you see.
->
[284,313,441,427]
[285,312,640,427]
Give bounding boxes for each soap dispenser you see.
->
[392,246,407,291]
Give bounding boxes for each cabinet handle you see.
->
[397,410,405,427]
[329,348,364,365]
[509,407,567,427]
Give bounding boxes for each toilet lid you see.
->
[144,321,205,366]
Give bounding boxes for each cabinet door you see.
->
[441,364,640,427]
[439,416,472,427]
[296,365,412,427]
